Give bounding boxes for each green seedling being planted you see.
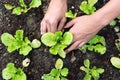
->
[79,35,106,54]
[80,59,104,80]
[79,0,98,14]
[41,31,73,58]
[43,58,69,80]
[2,62,26,80]
[4,0,41,15]
[1,29,41,56]
[110,57,120,69]
[65,10,77,19]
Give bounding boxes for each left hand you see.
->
[64,15,105,53]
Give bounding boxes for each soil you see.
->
[0,0,120,80]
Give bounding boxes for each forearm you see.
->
[93,0,120,27]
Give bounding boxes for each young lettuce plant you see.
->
[4,0,41,15]
[115,39,120,52]
[43,58,69,80]
[1,29,41,56]
[2,62,26,80]
[79,0,98,14]
[41,31,73,58]
[80,59,104,80]
[110,57,120,69]
[65,10,77,19]
[79,35,106,55]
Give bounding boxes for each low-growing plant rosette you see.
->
[41,31,73,58]
[43,58,69,80]
[1,29,41,56]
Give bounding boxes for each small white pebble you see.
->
[22,58,30,67]
[71,6,75,9]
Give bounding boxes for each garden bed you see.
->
[0,0,120,80]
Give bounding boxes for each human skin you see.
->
[40,0,67,34]
[40,0,120,53]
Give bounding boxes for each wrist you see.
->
[92,0,120,28]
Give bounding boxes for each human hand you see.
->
[64,15,105,53]
[40,0,67,34]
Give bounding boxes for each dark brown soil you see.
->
[0,0,120,80]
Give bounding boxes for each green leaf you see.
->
[91,69,100,80]
[58,48,66,58]
[61,77,68,80]
[55,58,63,69]
[80,66,86,71]
[20,45,32,56]
[1,33,15,46]
[65,10,77,19]
[13,68,26,80]
[4,4,15,10]
[41,32,57,47]
[61,32,73,45]
[2,63,17,80]
[110,20,116,27]
[30,39,41,48]
[15,30,23,41]
[19,0,27,7]
[88,0,98,6]
[7,40,20,52]
[110,57,120,69]
[94,44,106,54]
[83,74,91,80]
[84,59,90,68]
[50,68,59,77]
[43,74,54,80]
[54,31,63,41]
[12,7,22,15]
[29,0,41,8]
[60,68,68,77]
[50,44,60,55]
[96,68,104,74]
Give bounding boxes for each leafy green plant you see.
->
[1,29,41,56]
[4,0,42,15]
[2,62,26,80]
[65,10,77,19]
[79,35,106,54]
[110,57,120,69]
[79,0,98,14]
[41,31,73,58]
[80,59,104,80]
[115,39,120,52]
[43,58,69,80]
[109,16,120,32]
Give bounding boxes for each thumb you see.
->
[64,19,76,28]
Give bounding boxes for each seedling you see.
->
[115,39,120,52]
[65,10,77,19]
[110,57,120,69]
[41,31,73,58]
[79,0,98,14]
[43,58,69,80]
[4,0,42,15]
[80,59,104,80]
[2,62,26,80]
[1,29,41,56]
[79,35,106,54]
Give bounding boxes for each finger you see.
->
[58,17,66,31]
[50,21,57,33]
[65,41,81,54]
[64,19,76,28]
[40,20,47,34]
[46,21,51,32]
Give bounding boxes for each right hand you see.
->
[40,0,67,34]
